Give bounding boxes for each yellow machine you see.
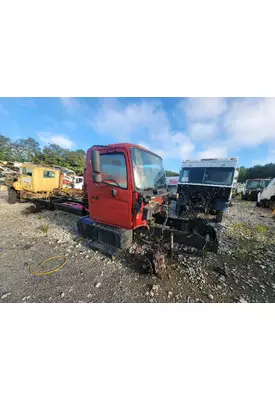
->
[13,164,60,197]
[8,163,83,204]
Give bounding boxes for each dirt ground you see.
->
[1,196,275,303]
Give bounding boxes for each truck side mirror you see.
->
[91,150,102,183]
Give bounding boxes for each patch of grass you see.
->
[230,222,269,239]
[40,223,49,235]
[229,222,252,237]
[234,248,249,259]
[256,225,269,234]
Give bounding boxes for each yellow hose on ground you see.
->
[30,255,67,276]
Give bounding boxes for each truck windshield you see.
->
[131,148,166,191]
[246,180,271,189]
[179,167,235,186]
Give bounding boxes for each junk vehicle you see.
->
[60,168,76,188]
[73,176,84,190]
[7,163,83,204]
[242,178,272,201]
[176,158,238,223]
[166,176,179,199]
[29,143,219,270]
[0,161,21,185]
[257,178,275,208]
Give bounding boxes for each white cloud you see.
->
[158,132,194,160]
[181,97,275,163]
[38,133,75,149]
[223,97,275,147]
[91,99,168,141]
[91,99,195,160]
[60,97,82,113]
[189,122,218,140]
[181,97,228,120]
[197,146,229,159]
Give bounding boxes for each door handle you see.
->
[91,195,99,200]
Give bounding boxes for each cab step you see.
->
[87,240,122,258]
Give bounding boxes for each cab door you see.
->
[88,149,133,230]
[20,166,34,192]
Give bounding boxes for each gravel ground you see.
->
[1,197,275,303]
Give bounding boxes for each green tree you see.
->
[13,137,42,163]
[165,170,179,177]
[246,163,275,180]
[40,144,69,167]
[238,166,247,183]
[0,134,13,161]
[64,149,86,174]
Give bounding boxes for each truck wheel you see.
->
[216,211,224,223]
[8,189,17,204]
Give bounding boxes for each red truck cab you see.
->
[85,143,168,231]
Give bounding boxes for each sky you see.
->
[0,97,275,172]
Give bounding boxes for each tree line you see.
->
[0,134,86,175]
[1,134,274,179]
[238,164,275,183]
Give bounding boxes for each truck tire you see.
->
[216,211,224,223]
[8,188,17,204]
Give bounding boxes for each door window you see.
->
[100,153,127,189]
[22,167,33,176]
[43,170,55,178]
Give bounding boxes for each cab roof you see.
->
[90,143,162,159]
[21,163,59,171]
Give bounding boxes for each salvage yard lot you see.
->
[1,199,275,303]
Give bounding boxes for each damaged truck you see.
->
[20,143,220,270]
[176,157,238,223]
[242,178,272,201]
